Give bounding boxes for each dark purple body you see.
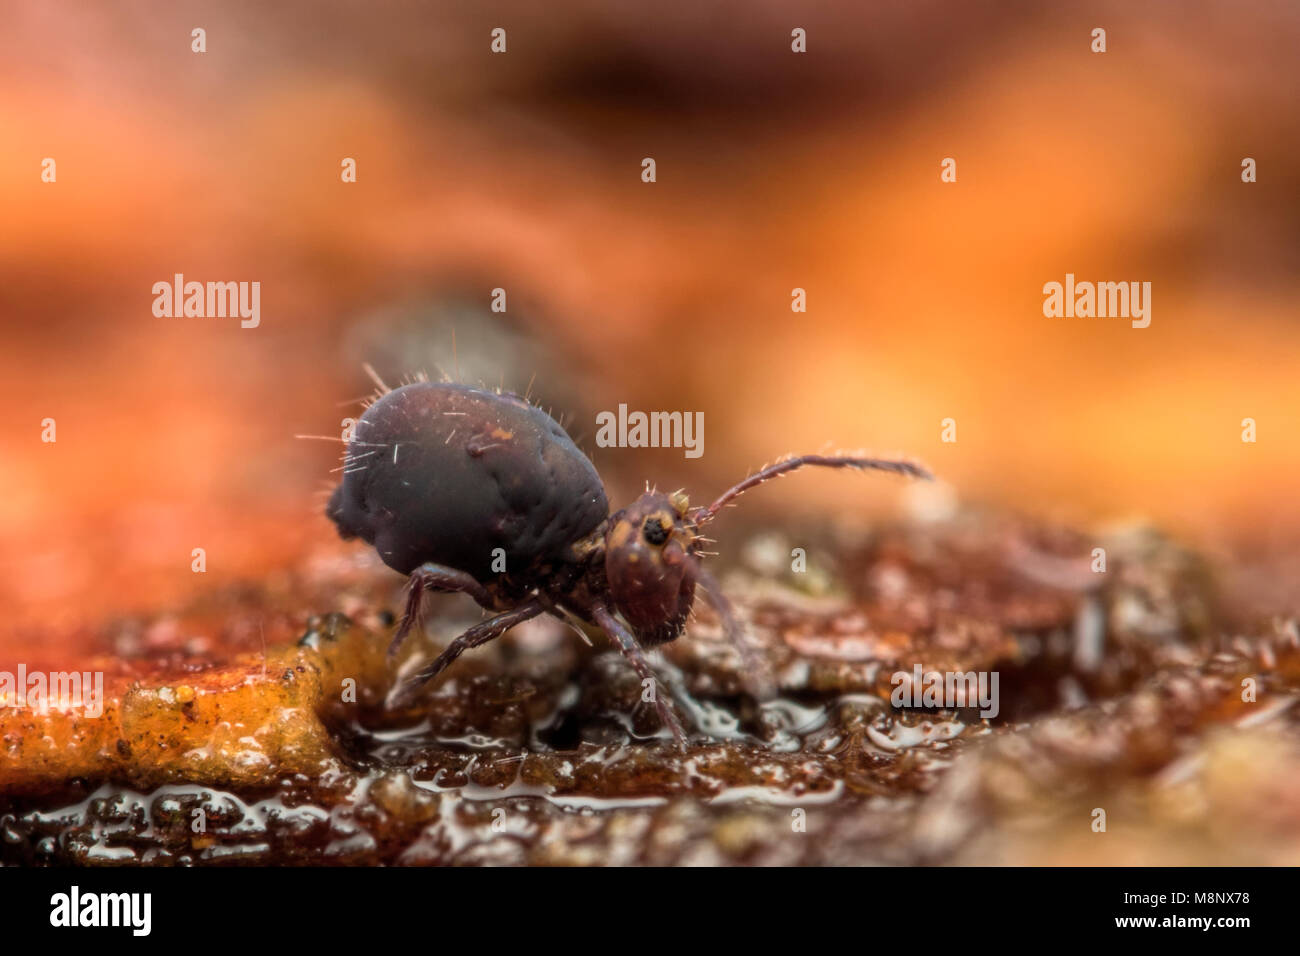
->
[327,383,609,582]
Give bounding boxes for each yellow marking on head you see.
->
[609,520,634,549]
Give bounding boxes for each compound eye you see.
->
[642,516,670,546]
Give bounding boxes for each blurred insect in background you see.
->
[322,370,932,747]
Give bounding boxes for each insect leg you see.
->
[388,598,546,708]
[591,603,689,749]
[694,565,775,700]
[391,563,495,660]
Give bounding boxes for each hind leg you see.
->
[387,598,546,707]
[390,563,494,660]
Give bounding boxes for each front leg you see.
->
[390,563,495,660]
[695,565,775,701]
[591,603,689,749]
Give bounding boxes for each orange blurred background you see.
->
[2,1,1298,634]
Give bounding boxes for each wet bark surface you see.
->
[3,512,1298,865]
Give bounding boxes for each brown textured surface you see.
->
[3,511,1297,865]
